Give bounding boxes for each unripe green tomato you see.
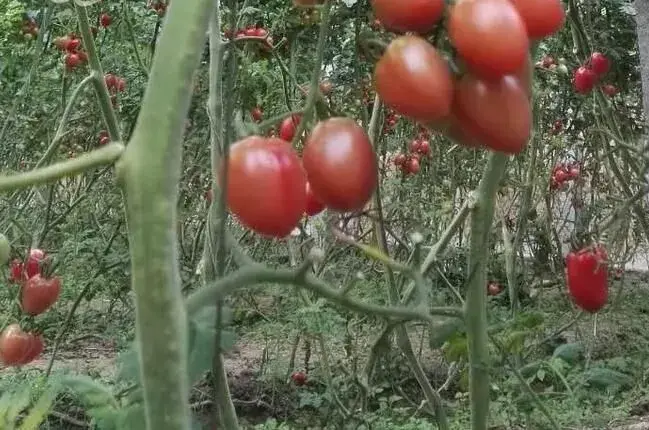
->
[556,64,569,75]
[0,234,10,265]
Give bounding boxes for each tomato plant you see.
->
[225,136,307,237]
[452,74,531,154]
[21,274,62,316]
[448,0,529,79]
[371,0,445,34]
[374,36,453,124]
[566,245,608,312]
[507,0,565,39]
[302,118,377,212]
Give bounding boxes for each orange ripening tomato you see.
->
[375,36,453,124]
[451,73,531,154]
[448,0,529,80]
[302,118,377,212]
[224,136,307,238]
[371,0,445,34]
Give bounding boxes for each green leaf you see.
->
[552,342,583,365]
[502,331,527,354]
[512,311,545,330]
[59,375,118,410]
[519,360,542,379]
[443,333,468,362]
[116,344,141,384]
[3,386,31,426]
[18,387,57,430]
[582,367,634,391]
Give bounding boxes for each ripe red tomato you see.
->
[291,371,307,386]
[370,0,445,33]
[573,66,597,94]
[244,27,257,37]
[9,259,25,284]
[225,136,306,237]
[65,53,81,69]
[507,0,565,39]
[278,115,302,142]
[393,153,407,167]
[448,0,529,80]
[302,118,377,212]
[0,325,32,366]
[589,52,610,76]
[566,245,608,312]
[251,106,264,122]
[22,274,62,316]
[65,38,81,52]
[22,334,43,364]
[25,248,45,279]
[601,84,618,97]
[406,156,420,174]
[305,183,325,217]
[254,28,268,38]
[100,13,112,28]
[104,73,117,89]
[452,74,531,154]
[374,36,453,124]
[487,282,501,296]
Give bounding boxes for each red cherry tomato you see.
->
[0,325,32,366]
[278,115,302,142]
[417,140,431,156]
[406,156,420,174]
[224,136,307,237]
[452,74,531,154]
[601,84,618,97]
[566,245,608,312]
[375,36,453,124]
[100,13,112,28]
[302,118,377,212]
[251,106,264,122]
[65,38,81,52]
[487,282,502,296]
[254,28,268,38]
[244,27,257,37]
[449,0,529,80]
[507,0,565,39]
[21,274,62,316]
[65,53,81,70]
[305,183,325,217]
[409,139,422,154]
[291,371,307,386]
[9,259,25,284]
[393,153,407,167]
[573,66,597,94]
[25,248,45,279]
[589,52,610,76]
[370,0,445,34]
[554,169,568,183]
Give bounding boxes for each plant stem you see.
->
[0,144,124,192]
[114,0,215,428]
[466,152,508,430]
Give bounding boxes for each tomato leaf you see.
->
[2,386,31,427]
[18,387,57,430]
[582,367,633,392]
[59,375,118,410]
[552,342,583,365]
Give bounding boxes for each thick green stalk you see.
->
[466,153,508,430]
[114,1,215,428]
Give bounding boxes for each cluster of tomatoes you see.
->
[392,130,432,176]
[147,0,168,17]
[20,17,39,39]
[535,55,569,75]
[371,0,564,155]
[550,161,580,191]
[53,33,88,71]
[104,73,127,94]
[382,110,399,134]
[572,52,615,95]
[225,25,274,50]
[224,117,377,237]
[565,244,608,313]
[1,249,62,366]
